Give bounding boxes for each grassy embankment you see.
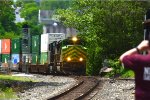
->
[0,75,34,99]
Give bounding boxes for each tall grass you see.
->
[0,83,17,99]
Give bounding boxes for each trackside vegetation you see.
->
[0,75,34,99]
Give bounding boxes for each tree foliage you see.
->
[40,0,72,10]
[57,0,150,75]
[17,0,42,35]
[0,0,18,35]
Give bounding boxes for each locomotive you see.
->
[49,37,87,74]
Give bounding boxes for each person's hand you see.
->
[137,40,150,51]
[119,40,150,62]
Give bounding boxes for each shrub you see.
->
[102,59,134,78]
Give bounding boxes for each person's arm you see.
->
[119,40,150,62]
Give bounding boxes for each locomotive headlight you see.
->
[72,37,77,42]
[79,57,83,62]
[67,57,71,62]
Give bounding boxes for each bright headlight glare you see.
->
[67,57,71,61]
[72,37,77,42]
[79,58,83,61]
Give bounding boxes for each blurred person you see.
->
[119,40,150,100]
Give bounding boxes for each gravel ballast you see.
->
[91,79,135,100]
[15,74,77,100]
[10,73,135,100]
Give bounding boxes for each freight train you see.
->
[0,33,87,75]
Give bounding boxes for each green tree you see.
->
[18,0,42,35]
[40,0,72,10]
[57,0,149,75]
[0,0,17,35]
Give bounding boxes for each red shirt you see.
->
[122,54,150,100]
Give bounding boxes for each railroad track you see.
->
[47,76,100,100]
